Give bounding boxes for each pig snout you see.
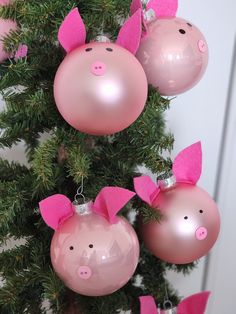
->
[78,266,92,279]
[195,227,208,240]
[198,40,207,53]
[91,61,106,76]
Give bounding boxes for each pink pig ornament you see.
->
[139,291,211,314]
[131,0,209,96]
[134,142,220,264]
[39,187,140,296]
[53,8,148,136]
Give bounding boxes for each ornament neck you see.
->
[144,8,157,24]
[73,200,93,216]
[157,171,177,191]
[160,308,177,314]
[94,35,111,43]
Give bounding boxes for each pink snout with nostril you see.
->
[198,40,207,53]
[78,266,92,280]
[91,61,106,76]
[195,227,208,241]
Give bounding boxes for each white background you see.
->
[1,0,236,313]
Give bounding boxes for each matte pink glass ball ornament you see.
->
[0,19,17,63]
[50,209,140,296]
[140,184,220,264]
[54,42,148,135]
[136,17,209,96]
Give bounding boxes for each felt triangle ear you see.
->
[146,0,178,18]
[92,187,136,224]
[133,175,160,206]
[39,194,75,230]
[58,8,86,53]
[139,296,159,314]
[177,291,210,314]
[116,9,142,55]
[172,142,202,185]
[130,0,143,15]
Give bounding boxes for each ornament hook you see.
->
[74,176,86,204]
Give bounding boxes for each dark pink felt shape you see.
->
[177,291,210,314]
[116,9,142,55]
[133,175,160,207]
[147,0,178,17]
[58,8,86,53]
[39,194,75,230]
[130,0,142,15]
[92,187,136,224]
[173,141,202,185]
[15,44,28,59]
[139,296,158,314]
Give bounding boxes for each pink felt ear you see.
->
[172,142,202,185]
[146,0,178,17]
[92,187,136,224]
[14,44,28,60]
[134,175,160,206]
[139,296,159,314]
[58,8,86,53]
[116,9,142,55]
[177,291,210,314]
[130,0,143,15]
[39,194,75,230]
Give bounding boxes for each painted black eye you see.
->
[89,244,93,248]
[85,48,93,52]
[179,29,186,34]
[199,210,203,214]
[69,246,74,250]
[106,48,113,52]
[184,216,188,220]
[187,22,192,27]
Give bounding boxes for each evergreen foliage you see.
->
[0,1,195,313]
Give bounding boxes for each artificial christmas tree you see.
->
[0,0,214,313]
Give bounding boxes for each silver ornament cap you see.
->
[73,200,93,216]
[157,171,177,191]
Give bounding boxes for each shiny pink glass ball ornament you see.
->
[50,208,140,296]
[54,42,148,135]
[0,19,17,63]
[140,184,220,264]
[136,17,209,96]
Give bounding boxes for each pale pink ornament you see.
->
[39,187,140,296]
[131,0,209,96]
[139,291,210,314]
[134,142,220,264]
[54,8,148,135]
[0,0,11,6]
[0,18,17,63]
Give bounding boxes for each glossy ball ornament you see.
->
[0,19,17,63]
[54,42,148,135]
[134,142,220,264]
[140,183,220,264]
[54,8,147,135]
[51,205,139,296]
[39,187,139,296]
[136,17,208,96]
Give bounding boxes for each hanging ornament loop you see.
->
[74,176,86,204]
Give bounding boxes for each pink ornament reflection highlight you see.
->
[136,17,209,96]
[51,211,139,296]
[140,184,220,264]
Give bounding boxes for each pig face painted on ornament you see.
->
[131,0,209,96]
[39,187,139,296]
[53,8,148,135]
[134,142,220,264]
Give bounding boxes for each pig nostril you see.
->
[91,61,106,76]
